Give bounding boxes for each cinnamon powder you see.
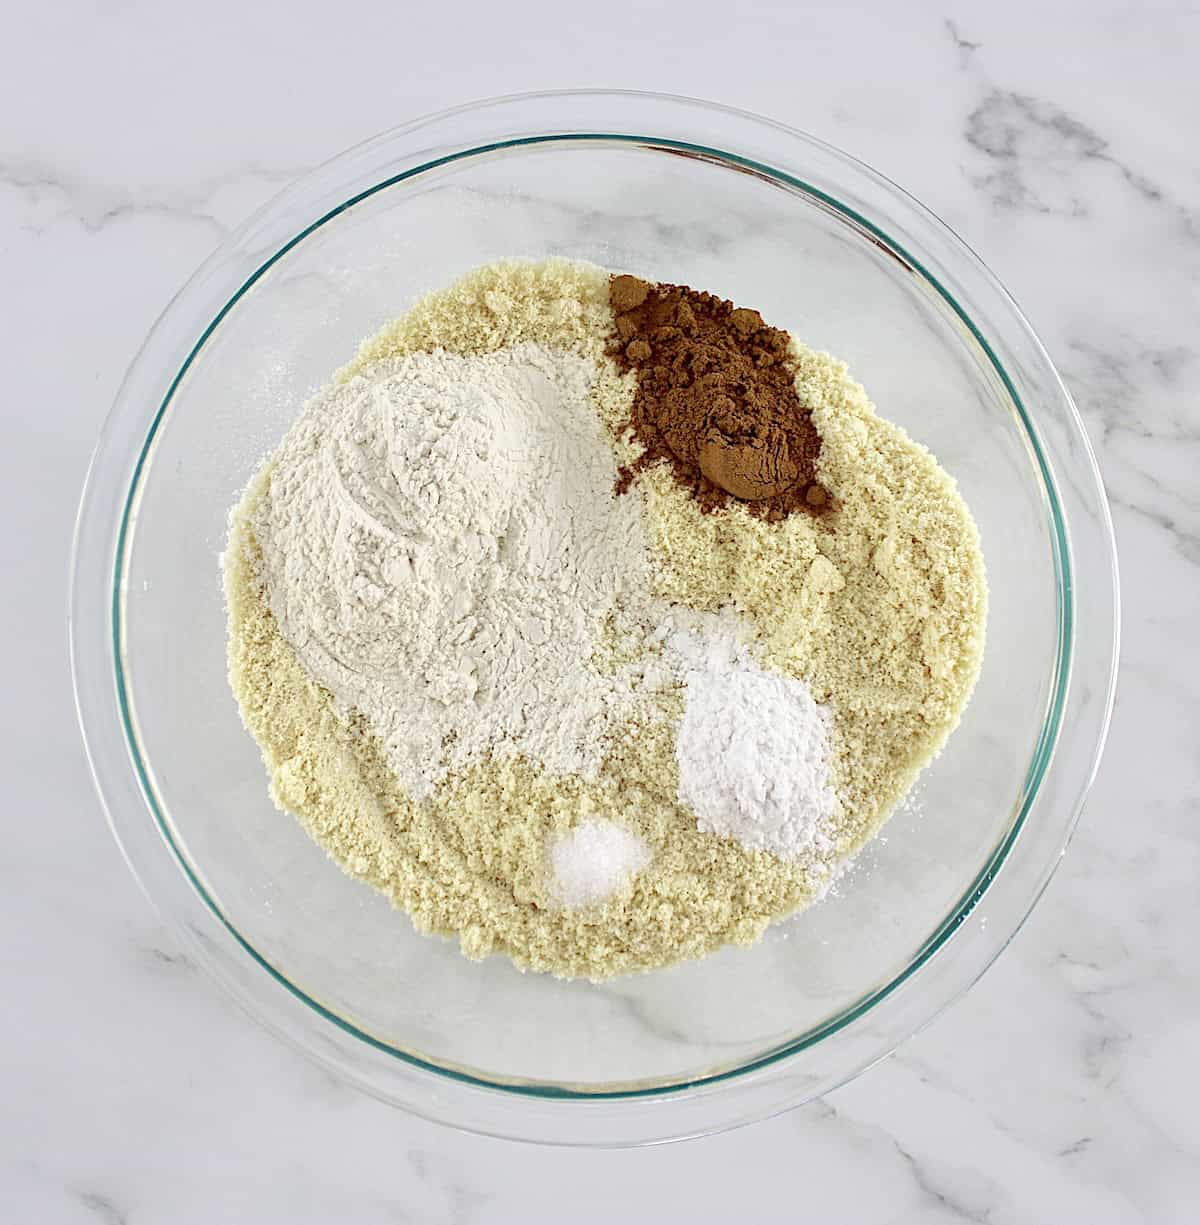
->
[609,275,831,520]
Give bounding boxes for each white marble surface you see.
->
[3,0,1197,1219]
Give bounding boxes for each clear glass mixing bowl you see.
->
[70,91,1118,1145]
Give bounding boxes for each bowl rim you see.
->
[70,89,1119,1144]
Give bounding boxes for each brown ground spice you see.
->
[609,275,831,520]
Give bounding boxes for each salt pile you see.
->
[549,819,651,909]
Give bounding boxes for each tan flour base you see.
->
[224,258,986,979]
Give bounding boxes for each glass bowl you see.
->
[70,91,1118,1146]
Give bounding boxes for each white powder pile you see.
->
[666,617,838,860]
[548,819,652,909]
[253,341,660,797]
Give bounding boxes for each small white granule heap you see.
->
[253,342,660,798]
[666,617,838,860]
[549,819,651,909]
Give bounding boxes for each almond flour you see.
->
[223,258,987,979]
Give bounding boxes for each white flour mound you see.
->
[666,617,838,860]
[253,342,660,798]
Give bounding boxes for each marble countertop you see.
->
[4,1,1197,1220]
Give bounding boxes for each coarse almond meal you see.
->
[223,258,987,979]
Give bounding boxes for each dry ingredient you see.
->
[610,275,829,518]
[665,614,838,860]
[250,342,661,798]
[224,257,987,980]
[548,819,652,909]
